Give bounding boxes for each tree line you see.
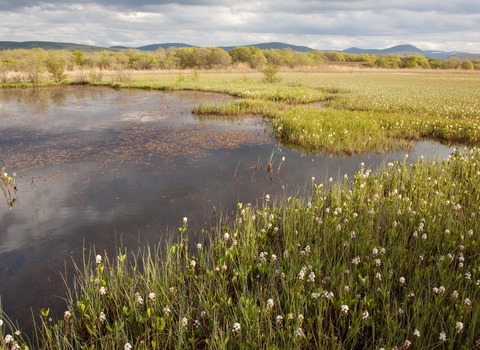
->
[0,46,479,84]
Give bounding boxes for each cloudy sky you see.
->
[0,0,479,52]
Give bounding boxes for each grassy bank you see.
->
[2,68,479,155]
[95,69,480,155]
[2,148,479,349]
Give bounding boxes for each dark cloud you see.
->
[0,0,479,52]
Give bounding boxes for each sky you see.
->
[0,0,479,53]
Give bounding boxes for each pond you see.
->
[0,86,454,331]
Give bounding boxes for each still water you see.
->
[0,86,453,330]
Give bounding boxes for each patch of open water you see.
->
[0,86,454,331]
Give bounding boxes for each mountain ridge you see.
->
[0,40,478,59]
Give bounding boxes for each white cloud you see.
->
[0,0,479,52]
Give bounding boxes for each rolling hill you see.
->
[0,41,477,59]
[0,41,114,52]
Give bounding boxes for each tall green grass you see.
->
[12,148,478,349]
[5,69,478,154]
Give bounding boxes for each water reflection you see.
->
[0,87,454,333]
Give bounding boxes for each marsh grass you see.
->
[18,148,480,349]
[97,69,479,155]
[3,68,478,155]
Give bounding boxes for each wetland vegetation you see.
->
[1,58,480,349]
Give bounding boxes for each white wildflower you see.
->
[189,260,196,269]
[276,315,284,326]
[232,322,241,335]
[266,298,274,311]
[135,292,143,306]
[163,306,171,316]
[295,327,304,337]
[307,271,315,283]
[439,331,447,342]
[96,255,102,264]
[4,334,13,344]
[362,309,369,320]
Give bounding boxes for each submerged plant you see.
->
[1,167,18,209]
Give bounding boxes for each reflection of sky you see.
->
[0,87,455,330]
[0,87,237,132]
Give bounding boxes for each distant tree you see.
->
[250,52,267,69]
[207,48,232,69]
[45,51,67,82]
[357,54,377,63]
[0,58,14,83]
[229,46,266,69]
[400,56,419,68]
[292,51,314,67]
[280,48,295,68]
[175,48,199,69]
[442,58,461,69]
[308,51,327,65]
[375,57,389,68]
[375,55,402,68]
[72,50,86,67]
[125,50,157,70]
[229,46,251,64]
[461,60,474,70]
[15,48,46,84]
[196,48,210,69]
[263,49,283,66]
[325,51,345,62]
[97,51,119,70]
[401,56,430,69]
[428,58,443,69]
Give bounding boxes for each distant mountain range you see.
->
[0,41,478,59]
[0,41,112,52]
[342,44,469,59]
